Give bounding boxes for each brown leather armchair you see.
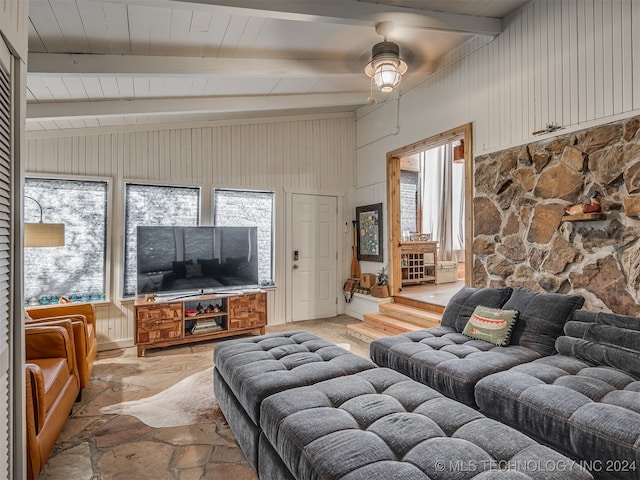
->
[25,320,80,480]
[26,303,98,388]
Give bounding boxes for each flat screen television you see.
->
[136,226,259,296]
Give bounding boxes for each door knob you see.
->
[293,264,299,269]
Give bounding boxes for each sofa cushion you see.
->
[261,368,592,480]
[502,287,584,356]
[440,286,513,331]
[370,327,541,407]
[31,358,71,414]
[475,355,640,479]
[559,311,640,377]
[462,305,519,346]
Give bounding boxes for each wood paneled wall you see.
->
[25,114,357,349]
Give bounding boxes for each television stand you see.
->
[134,290,266,356]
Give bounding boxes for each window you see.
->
[24,177,109,304]
[123,183,200,297]
[213,189,274,285]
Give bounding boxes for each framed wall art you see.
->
[356,203,383,262]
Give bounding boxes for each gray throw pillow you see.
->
[440,286,514,332]
[502,287,584,356]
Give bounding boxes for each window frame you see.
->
[122,180,202,298]
[24,173,113,303]
[212,187,275,286]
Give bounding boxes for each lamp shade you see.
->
[25,222,65,247]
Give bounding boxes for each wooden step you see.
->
[379,303,442,328]
[363,313,424,335]
[393,296,445,314]
[346,323,388,344]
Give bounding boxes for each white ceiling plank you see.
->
[27,92,368,119]
[102,2,131,53]
[233,16,267,57]
[61,77,90,100]
[96,0,503,36]
[117,77,135,98]
[80,77,105,100]
[133,77,150,97]
[163,76,195,96]
[149,77,165,96]
[49,0,91,52]
[76,1,110,53]
[28,20,47,53]
[28,53,365,76]
[190,76,209,96]
[168,8,194,56]
[99,77,120,98]
[217,14,251,57]
[127,4,154,55]
[28,0,68,52]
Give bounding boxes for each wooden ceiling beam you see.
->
[88,0,503,36]
[27,53,365,76]
[26,92,368,119]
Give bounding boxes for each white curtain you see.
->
[420,144,465,261]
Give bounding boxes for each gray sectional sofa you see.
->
[214,330,593,480]
[213,286,639,479]
[370,286,585,407]
[476,310,640,480]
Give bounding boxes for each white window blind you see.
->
[213,189,274,285]
[24,178,108,304]
[123,183,200,297]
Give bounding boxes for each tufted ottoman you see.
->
[213,331,377,469]
[214,331,593,480]
[258,367,592,480]
[476,311,640,480]
[371,286,585,407]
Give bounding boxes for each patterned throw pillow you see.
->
[462,305,519,346]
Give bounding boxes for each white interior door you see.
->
[291,194,338,321]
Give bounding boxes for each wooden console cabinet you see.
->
[400,241,438,287]
[134,291,266,356]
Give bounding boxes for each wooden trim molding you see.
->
[387,123,474,295]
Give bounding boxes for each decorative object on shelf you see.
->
[360,273,377,289]
[565,191,602,215]
[185,309,198,317]
[196,303,204,314]
[343,277,360,303]
[371,266,390,298]
[453,140,465,163]
[356,203,384,262]
[24,195,65,247]
[144,294,157,303]
[410,233,431,241]
[350,220,361,278]
[562,191,606,222]
[364,22,407,93]
[532,122,563,136]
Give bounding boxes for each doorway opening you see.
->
[386,124,473,299]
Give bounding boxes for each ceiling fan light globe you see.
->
[373,63,402,92]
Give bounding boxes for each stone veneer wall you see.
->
[473,115,640,316]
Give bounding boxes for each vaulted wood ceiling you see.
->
[27,0,530,130]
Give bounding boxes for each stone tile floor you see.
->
[39,315,368,480]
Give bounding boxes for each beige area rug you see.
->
[99,366,225,428]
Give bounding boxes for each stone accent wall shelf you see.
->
[561,213,606,222]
